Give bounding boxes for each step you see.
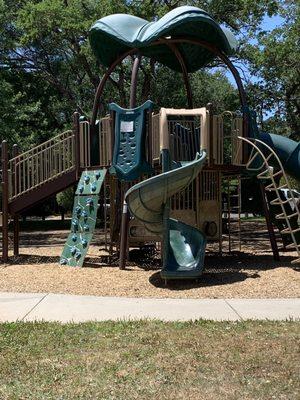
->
[265,183,288,191]
[276,211,299,220]
[291,258,300,265]
[270,198,291,206]
[257,170,283,180]
[286,243,300,250]
[280,227,300,235]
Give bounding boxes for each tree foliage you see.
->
[0,0,298,153]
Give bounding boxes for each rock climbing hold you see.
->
[86,198,93,207]
[71,234,77,242]
[81,210,88,220]
[75,251,81,259]
[81,239,88,247]
[71,247,77,256]
[60,258,67,265]
[84,175,90,184]
[75,206,81,215]
[91,184,97,192]
[79,185,84,193]
[95,171,101,179]
[84,225,89,232]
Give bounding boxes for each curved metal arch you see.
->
[156,37,247,109]
[130,53,142,108]
[91,37,248,133]
[91,46,193,125]
[91,48,138,126]
[163,42,193,108]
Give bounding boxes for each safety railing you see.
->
[231,117,243,165]
[213,112,243,165]
[212,115,223,164]
[99,116,112,166]
[80,121,91,167]
[79,116,112,168]
[8,130,75,200]
[151,113,160,163]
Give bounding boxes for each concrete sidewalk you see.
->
[0,292,299,322]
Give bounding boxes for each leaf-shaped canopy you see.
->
[89,6,237,73]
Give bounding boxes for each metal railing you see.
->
[8,130,75,200]
[151,113,160,162]
[80,122,91,167]
[236,136,300,264]
[79,116,112,168]
[168,118,201,162]
[99,116,112,166]
[213,112,243,165]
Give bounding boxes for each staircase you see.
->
[235,137,300,264]
[6,130,78,214]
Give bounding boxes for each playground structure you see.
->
[1,6,300,279]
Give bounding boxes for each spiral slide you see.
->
[126,152,207,280]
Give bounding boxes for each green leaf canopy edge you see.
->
[89,6,238,72]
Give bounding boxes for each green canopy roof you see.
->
[89,6,237,73]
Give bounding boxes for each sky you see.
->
[225,14,285,86]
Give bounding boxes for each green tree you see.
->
[56,187,74,214]
[0,0,297,151]
[243,2,299,140]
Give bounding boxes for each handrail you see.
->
[9,130,72,163]
[8,130,75,201]
[237,136,300,264]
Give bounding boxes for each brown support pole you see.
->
[119,55,142,270]
[206,103,214,166]
[129,54,142,108]
[166,43,193,108]
[260,183,280,261]
[73,112,80,180]
[1,140,9,262]
[12,144,19,256]
[91,48,138,127]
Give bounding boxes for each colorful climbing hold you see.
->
[81,239,88,247]
[84,225,89,232]
[71,234,77,242]
[75,251,81,259]
[84,175,90,184]
[81,210,88,220]
[95,171,101,179]
[72,219,78,231]
[91,184,97,192]
[75,206,81,215]
[71,247,77,256]
[60,258,67,265]
[79,185,84,193]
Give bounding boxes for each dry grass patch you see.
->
[0,320,299,399]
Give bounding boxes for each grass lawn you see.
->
[0,320,299,400]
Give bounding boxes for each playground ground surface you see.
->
[0,320,299,399]
[0,219,299,298]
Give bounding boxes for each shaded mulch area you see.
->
[0,220,299,298]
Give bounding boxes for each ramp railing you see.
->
[8,130,75,201]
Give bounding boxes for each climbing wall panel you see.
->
[60,169,106,267]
